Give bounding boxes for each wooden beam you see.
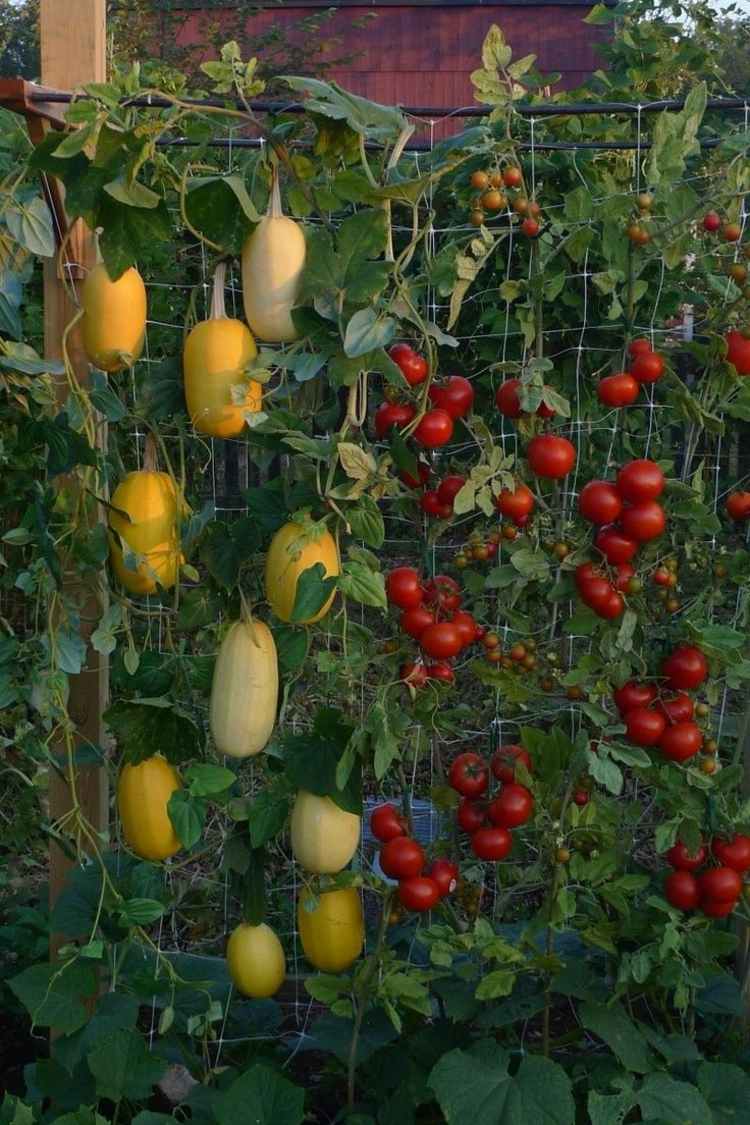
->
[41,0,109,956]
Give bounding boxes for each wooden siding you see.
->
[176,5,609,138]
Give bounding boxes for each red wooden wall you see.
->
[175,4,610,137]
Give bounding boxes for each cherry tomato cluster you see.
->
[624,191,655,246]
[702,210,743,243]
[664,833,750,916]
[377,349,474,451]
[650,555,681,614]
[613,644,710,765]
[387,569,481,685]
[370,803,458,912]
[450,747,534,861]
[575,458,667,619]
[467,166,543,236]
[420,474,466,521]
[597,338,665,407]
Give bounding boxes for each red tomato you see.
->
[660,721,703,762]
[495,378,523,418]
[628,338,653,357]
[427,858,459,897]
[387,566,423,609]
[698,866,743,903]
[380,836,425,879]
[625,706,667,746]
[527,434,576,479]
[488,784,534,828]
[398,875,440,912]
[575,562,602,588]
[521,217,540,237]
[653,567,673,587]
[615,562,636,591]
[450,611,478,648]
[665,870,700,910]
[598,372,640,408]
[616,459,665,502]
[503,166,523,188]
[427,662,455,683]
[726,329,750,376]
[457,797,487,833]
[662,645,708,691]
[703,211,721,232]
[712,834,750,873]
[702,898,735,918]
[400,606,435,638]
[414,408,454,448]
[491,744,532,784]
[448,752,489,798]
[631,352,665,383]
[496,482,535,521]
[388,343,428,387]
[579,575,616,612]
[595,526,639,564]
[375,401,416,440]
[657,693,694,723]
[726,491,750,521]
[437,475,466,505]
[400,661,428,688]
[666,840,706,871]
[573,789,590,807]
[370,804,408,843]
[421,622,463,660]
[579,480,623,524]
[471,826,513,860]
[421,490,452,519]
[620,501,666,542]
[598,591,625,619]
[614,681,657,714]
[399,461,430,489]
[429,376,474,420]
[423,575,462,612]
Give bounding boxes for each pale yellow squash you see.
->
[81,263,147,372]
[209,618,279,758]
[298,887,364,973]
[117,755,182,862]
[241,170,306,343]
[291,790,360,875]
[264,520,339,624]
[184,262,261,438]
[226,922,285,998]
[108,462,182,595]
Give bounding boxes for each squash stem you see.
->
[210,261,228,320]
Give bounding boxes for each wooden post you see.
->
[40,0,109,951]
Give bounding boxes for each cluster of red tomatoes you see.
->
[375,344,474,450]
[449,747,534,861]
[386,569,481,685]
[370,803,458,912]
[664,834,750,917]
[467,166,543,236]
[598,339,665,408]
[614,645,709,763]
[703,210,743,242]
[575,458,667,619]
[419,474,466,521]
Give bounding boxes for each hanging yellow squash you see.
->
[108,441,183,595]
[226,922,285,998]
[184,262,261,438]
[298,887,364,973]
[264,520,339,624]
[209,617,279,758]
[117,755,182,862]
[291,791,360,875]
[241,168,306,343]
[81,263,147,372]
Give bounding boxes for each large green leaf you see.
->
[282,77,407,141]
[185,175,259,254]
[97,196,172,279]
[636,1073,712,1124]
[216,1064,304,1125]
[579,1001,653,1073]
[428,1041,575,1124]
[87,1028,167,1102]
[104,697,202,766]
[697,1062,750,1125]
[9,962,97,1036]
